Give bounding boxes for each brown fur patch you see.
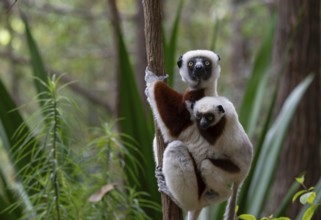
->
[188,151,206,199]
[198,116,226,145]
[209,158,240,173]
[154,81,205,137]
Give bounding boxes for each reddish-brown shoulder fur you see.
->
[154,81,205,138]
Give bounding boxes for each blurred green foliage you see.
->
[0,0,319,220]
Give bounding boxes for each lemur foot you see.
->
[155,166,171,196]
[145,68,168,84]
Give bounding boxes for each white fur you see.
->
[144,51,250,220]
[179,50,221,96]
[193,97,253,220]
[146,81,174,144]
[163,96,252,220]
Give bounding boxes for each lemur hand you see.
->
[145,67,168,85]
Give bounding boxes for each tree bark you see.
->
[142,1,183,220]
[272,0,321,218]
[134,0,148,110]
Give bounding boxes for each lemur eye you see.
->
[205,60,211,66]
[188,61,194,67]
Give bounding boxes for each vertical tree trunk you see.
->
[142,1,183,220]
[272,0,320,218]
[134,0,148,109]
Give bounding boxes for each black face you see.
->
[196,112,215,130]
[186,56,212,82]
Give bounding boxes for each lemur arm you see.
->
[145,69,192,140]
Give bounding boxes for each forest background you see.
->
[0,0,320,220]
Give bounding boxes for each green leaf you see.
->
[238,15,276,137]
[308,187,315,191]
[239,214,257,220]
[292,190,308,203]
[245,74,315,216]
[0,168,22,219]
[0,78,41,181]
[296,177,321,220]
[116,26,160,219]
[164,0,184,87]
[300,192,316,205]
[21,14,49,106]
[238,68,278,213]
[209,18,220,51]
[296,176,305,185]
[307,192,316,204]
[302,204,318,220]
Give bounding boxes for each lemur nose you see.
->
[195,64,203,71]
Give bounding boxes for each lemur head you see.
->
[192,97,225,130]
[177,50,221,90]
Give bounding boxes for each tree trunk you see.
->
[272,0,321,218]
[142,1,183,220]
[134,0,148,110]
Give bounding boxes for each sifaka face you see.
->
[177,50,221,90]
[186,57,213,83]
[194,104,225,129]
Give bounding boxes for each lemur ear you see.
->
[217,105,225,113]
[217,54,221,61]
[177,55,183,68]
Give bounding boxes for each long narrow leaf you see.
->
[117,28,160,218]
[238,15,276,137]
[21,14,49,106]
[0,74,42,219]
[0,79,37,178]
[164,0,184,87]
[238,77,278,212]
[0,166,22,219]
[245,74,314,216]
[209,18,220,51]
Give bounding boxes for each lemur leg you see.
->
[162,140,200,211]
[200,159,232,205]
